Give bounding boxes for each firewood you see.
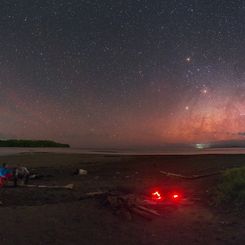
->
[135,205,160,216]
[130,207,154,220]
[78,191,167,220]
[117,195,134,208]
[107,195,123,208]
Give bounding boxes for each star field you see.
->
[0,0,244,148]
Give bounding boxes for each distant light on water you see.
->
[195,143,210,149]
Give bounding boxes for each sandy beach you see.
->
[0,153,244,245]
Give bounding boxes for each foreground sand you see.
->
[0,153,245,245]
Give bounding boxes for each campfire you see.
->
[80,189,190,220]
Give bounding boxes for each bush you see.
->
[215,167,245,208]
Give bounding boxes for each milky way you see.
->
[0,0,244,148]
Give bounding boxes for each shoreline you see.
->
[0,146,245,157]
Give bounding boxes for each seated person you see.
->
[0,163,13,187]
[14,166,30,186]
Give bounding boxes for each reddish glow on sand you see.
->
[152,191,162,200]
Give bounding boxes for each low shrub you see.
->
[215,167,245,208]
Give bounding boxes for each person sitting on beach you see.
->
[0,163,13,187]
[14,166,30,186]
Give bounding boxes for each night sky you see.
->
[0,0,245,148]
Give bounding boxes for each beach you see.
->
[0,153,244,244]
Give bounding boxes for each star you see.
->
[201,88,208,95]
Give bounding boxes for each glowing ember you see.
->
[171,193,181,201]
[152,191,162,200]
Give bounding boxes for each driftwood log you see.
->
[23,183,74,190]
[160,171,221,179]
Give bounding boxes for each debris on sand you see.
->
[74,169,88,175]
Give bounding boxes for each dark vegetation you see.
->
[0,139,69,148]
[215,167,245,208]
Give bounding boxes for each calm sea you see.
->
[0,147,245,156]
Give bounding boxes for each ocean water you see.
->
[0,147,245,156]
